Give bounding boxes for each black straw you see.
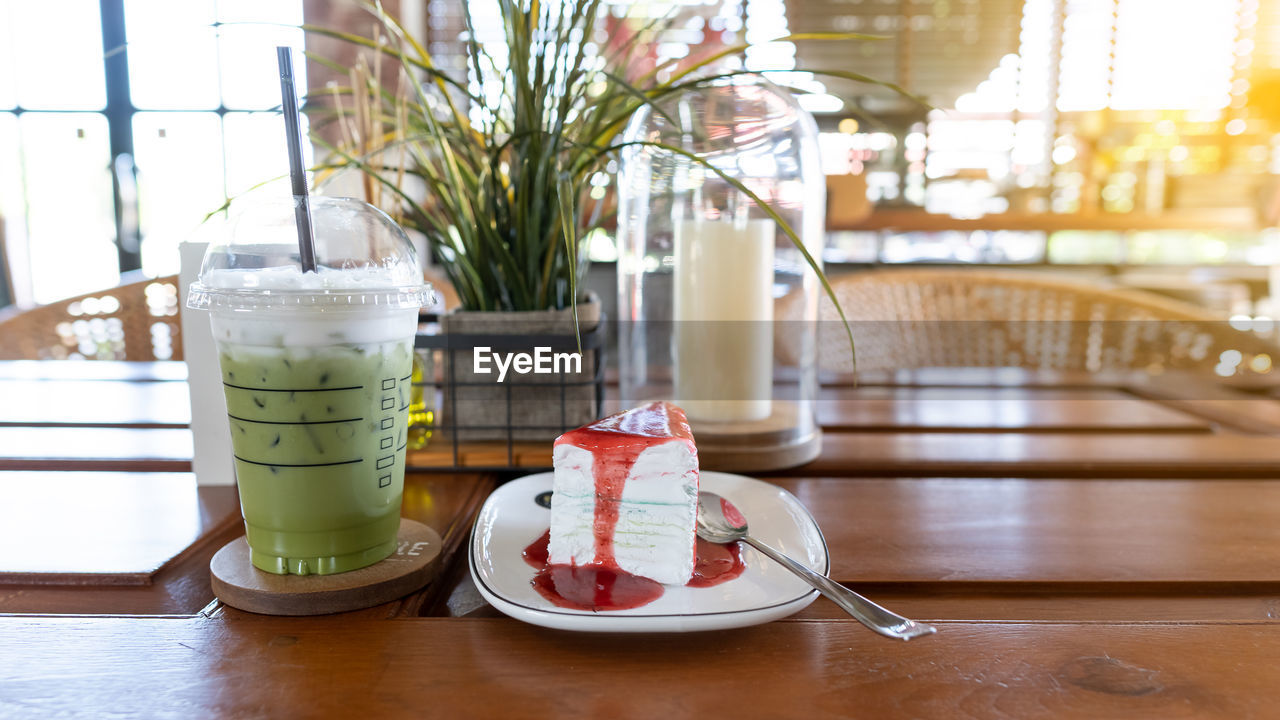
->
[277,46,317,273]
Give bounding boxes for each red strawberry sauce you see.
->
[522,530,744,611]
[521,403,744,612]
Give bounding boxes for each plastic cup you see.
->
[187,197,432,575]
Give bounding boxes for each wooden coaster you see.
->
[689,399,806,441]
[210,519,442,616]
[695,401,824,472]
[698,428,822,472]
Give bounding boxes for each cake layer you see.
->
[549,442,698,584]
[547,402,699,585]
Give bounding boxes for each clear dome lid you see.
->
[187,196,433,311]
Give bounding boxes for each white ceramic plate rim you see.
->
[468,471,829,632]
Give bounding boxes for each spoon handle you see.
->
[741,536,937,641]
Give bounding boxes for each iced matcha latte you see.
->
[218,336,414,574]
[188,197,431,575]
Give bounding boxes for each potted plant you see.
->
[305,1,901,443]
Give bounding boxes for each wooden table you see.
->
[4,361,1280,718]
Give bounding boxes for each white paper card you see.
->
[179,238,235,487]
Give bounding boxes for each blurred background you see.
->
[2,0,1279,324]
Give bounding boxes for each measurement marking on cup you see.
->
[223,382,363,392]
[227,414,363,426]
[233,456,364,468]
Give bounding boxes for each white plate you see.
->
[469,471,828,632]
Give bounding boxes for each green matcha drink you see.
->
[188,197,432,576]
[218,337,414,574]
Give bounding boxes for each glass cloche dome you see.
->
[616,74,829,471]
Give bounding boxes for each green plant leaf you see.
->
[301,0,894,368]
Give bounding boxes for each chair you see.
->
[791,268,1277,377]
[0,273,183,361]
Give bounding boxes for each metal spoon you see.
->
[696,491,937,641]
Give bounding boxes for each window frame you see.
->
[2,0,306,307]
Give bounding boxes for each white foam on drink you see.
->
[201,267,421,347]
[210,307,417,348]
[201,266,407,292]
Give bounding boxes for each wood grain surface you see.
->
[0,427,192,471]
[0,378,190,427]
[458,585,1280,623]
[0,484,240,615]
[0,471,235,583]
[2,617,1278,719]
[24,425,1280,477]
[773,477,1280,583]
[7,360,1280,716]
[793,586,1280,622]
[0,375,1221,433]
[0,472,494,616]
[13,362,1280,480]
[802,432,1280,477]
[815,386,1213,433]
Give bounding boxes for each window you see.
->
[0,0,305,306]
